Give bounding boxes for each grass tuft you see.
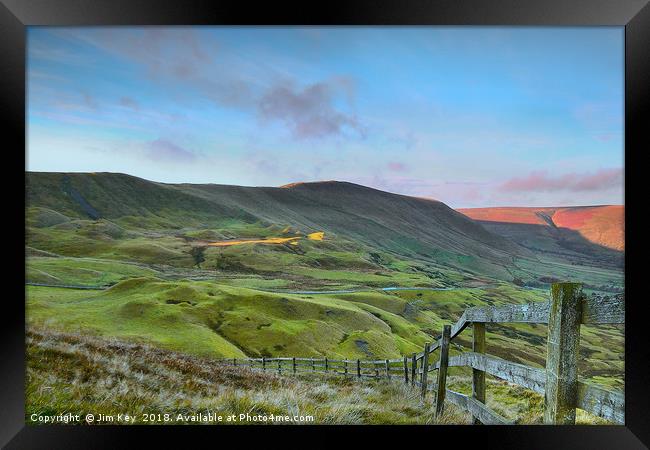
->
[27,327,472,425]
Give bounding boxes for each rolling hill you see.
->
[27,172,530,280]
[24,171,624,400]
[457,206,624,270]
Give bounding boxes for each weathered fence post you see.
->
[472,322,486,424]
[357,359,361,378]
[420,342,431,400]
[386,359,390,379]
[544,282,583,424]
[311,358,315,372]
[435,325,451,416]
[292,357,296,374]
[325,357,329,372]
[411,353,417,387]
[278,359,281,374]
[403,356,409,384]
[233,357,237,367]
[262,357,266,371]
[344,360,348,376]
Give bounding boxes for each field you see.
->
[26,328,608,425]
[25,172,625,424]
[26,328,472,425]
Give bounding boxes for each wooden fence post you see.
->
[472,322,486,424]
[386,359,390,379]
[233,357,237,367]
[357,359,361,378]
[403,356,409,384]
[344,360,348,376]
[544,282,583,424]
[262,357,266,371]
[435,325,451,416]
[411,353,417,387]
[420,342,431,401]
[278,359,281,374]
[292,357,296,374]
[325,357,329,372]
[311,358,315,372]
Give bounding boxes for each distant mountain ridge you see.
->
[457,206,624,252]
[457,206,623,271]
[27,172,530,279]
[27,172,624,281]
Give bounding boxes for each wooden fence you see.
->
[218,283,624,425]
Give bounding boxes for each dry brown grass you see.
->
[26,327,471,425]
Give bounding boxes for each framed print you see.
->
[1,0,648,448]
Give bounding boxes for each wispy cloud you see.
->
[57,28,211,81]
[500,168,622,192]
[119,96,139,110]
[145,139,197,163]
[27,27,623,208]
[47,28,365,141]
[387,162,408,172]
[385,129,418,150]
[82,92,99,110]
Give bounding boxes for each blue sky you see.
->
[27,27,624,208]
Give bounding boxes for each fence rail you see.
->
[218,283,624,425]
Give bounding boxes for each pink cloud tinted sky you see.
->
[499,168,623,193]
[27,27,624,208]
[387,162,407,172]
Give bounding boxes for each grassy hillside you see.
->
[25,173,624,377]
[26,281,624,390]
[27,172,624,288]
[553,205,624,251]
[27,172,533,281]
[26,327,610,425]
[458,205,624,251]
[457,206,624,273]
[27,172,255,227]
[26,327,472,425]
[24,172,624,424]
[177,180,528,265]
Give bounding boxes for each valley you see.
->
[25,172,624,396]
[458,206,624,274]
[22,25,626,427]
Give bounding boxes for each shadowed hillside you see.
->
[27,172,530,280]
[176,180,530,264]
[26,172,257,228]
[457,206,624,251]
[457,206,624,270]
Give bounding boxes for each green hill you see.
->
[176,180,531,270]
[27,172,256,228]
[25,171,624,419]
[458,206,624,272]
[27,172,531,281]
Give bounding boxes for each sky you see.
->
[27,27,624,208]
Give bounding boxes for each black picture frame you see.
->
[2,0,648,447]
